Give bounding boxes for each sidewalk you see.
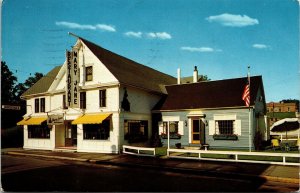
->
[2,148,299,184]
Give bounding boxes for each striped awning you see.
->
[71,113,111,125]
[17,117,47,125]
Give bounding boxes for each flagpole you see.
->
[248,66,251,152]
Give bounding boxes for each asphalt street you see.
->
[1,155,299,192]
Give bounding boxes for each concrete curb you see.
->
[262,176,299,184]
[4,151,299,184]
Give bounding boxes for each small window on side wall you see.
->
[40,98,45,112]
[35,98,39,113]
[85,66,93,81]
[80,92,86,109]
[99,89,106,107]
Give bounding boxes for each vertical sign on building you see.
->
[72,48,79,108]
[66,48,79,108]
[66,50,72,107]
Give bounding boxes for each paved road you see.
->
[1,155,299,192]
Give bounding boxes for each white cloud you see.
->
[146,32,172,40]
[124,31,142,38]
[252,44,270,49]
[95,24,116,32]
[55,21,96,30]
[55,21,116,32]
[206,13,259,27]
[181,46,222,52]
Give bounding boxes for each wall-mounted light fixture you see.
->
[184,120,188,127]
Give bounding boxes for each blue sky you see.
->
[2,0,299,102]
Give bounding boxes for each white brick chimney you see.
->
[193,66,198,83]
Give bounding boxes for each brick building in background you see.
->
[267,102,299,127]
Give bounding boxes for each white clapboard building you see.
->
[18,35,176,153]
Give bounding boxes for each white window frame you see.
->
[209,114,241,136]
[159,117,184,136]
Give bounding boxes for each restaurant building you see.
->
[18,35,175,153]
[18,34,267,152]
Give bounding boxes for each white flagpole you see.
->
[248,66,251,152]
[167,122,170,150]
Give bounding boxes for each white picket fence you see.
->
[167,148,300,166]
[123,145,156,157]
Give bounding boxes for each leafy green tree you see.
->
[199,74,210,81]
[1,61,44,130]
[14,72,44,99]
[1,61,17,104]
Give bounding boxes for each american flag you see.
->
[242,80,250,107]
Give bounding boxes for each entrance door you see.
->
[65,122,77,146]
[191,118,206,144]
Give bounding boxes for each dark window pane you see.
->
[40,98,45,112]
[83,120,110,140]
[193,120,200,132]
[99,90,106,107]
[35,99,39,113]
[80,92,86,109]
[85,66,93,81]
[193,134,200,140]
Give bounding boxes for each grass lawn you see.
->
[155,147,167,156]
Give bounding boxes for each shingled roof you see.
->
[80,37,176,93]
[21,66,62,98]
[154,76,264,111]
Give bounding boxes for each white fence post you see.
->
[122,145,156,157]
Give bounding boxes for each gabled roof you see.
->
[79,37,176,93]
[21,66,62,98]
[154,76,264,111]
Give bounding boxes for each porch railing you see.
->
[168,148,300,166]
[123,145,156,157]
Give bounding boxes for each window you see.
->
[85,66,93,81]
[63,95,68,109]
[35,99,39,113]
[28,125,50,138]
[162,121,178,134]
[83,120,110,140]
[160,121,181,139]
[216,120,234,135]
[99,89,106,107]
[34,98,46,113]
[40,98,45,112]
[209,115,240,140]
[124,120,148,141]
[80,92,86,109]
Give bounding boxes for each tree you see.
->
[14,72,44,99]
[1,61,44,130]
[199,74,210,81]
[1,61,17,104]
[23,72,44,88]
